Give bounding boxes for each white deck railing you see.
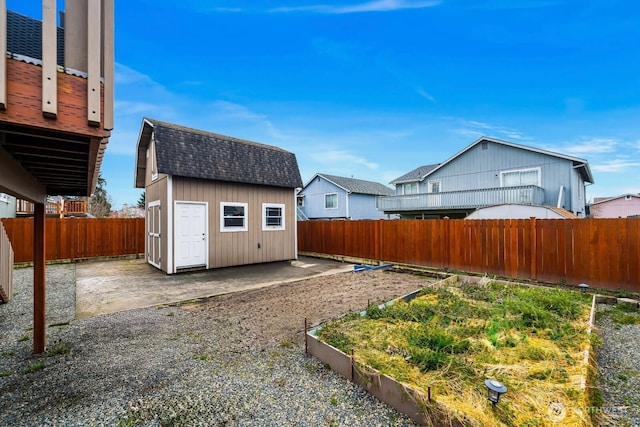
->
[377,185,546,212]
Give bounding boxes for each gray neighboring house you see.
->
[298,173,394,220]
[378,136,594,219]
[134,118,303,274]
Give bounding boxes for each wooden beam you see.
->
[0,146,47,203]
[33,202,46,354]
[42,0,58,118]
[0,0,6,110]
[102,0,114,131]
[64,0,87,72]
[87,0,101,127]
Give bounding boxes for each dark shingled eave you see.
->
[390,164,440,185]
[135,118,302,189]
[308,173,394,196]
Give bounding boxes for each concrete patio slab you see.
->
[75,256,353,318]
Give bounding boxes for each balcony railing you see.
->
[376,185,545,212]
[16,199,88,216]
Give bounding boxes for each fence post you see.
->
[529,217,537,280]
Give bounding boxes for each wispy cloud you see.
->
[451,119,527,141]
[271,0,440,14]
[592,159,640,173]
[416,87,436,103]
[309,148,379,170]
[561,138,619,155]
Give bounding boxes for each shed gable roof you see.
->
[135,119,302,189]
[308,173,394,196]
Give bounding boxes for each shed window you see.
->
[404,182,419,195]
[263,203,285,231]
[325,193,338,209]
[220,202,248,232]
[500,167,541,187]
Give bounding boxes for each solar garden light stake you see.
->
[485,379,507,407]
[578,283,589,294]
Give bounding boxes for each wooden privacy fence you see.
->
[297,218,640,292]
[0,218,145,263]
[0,220,14,302]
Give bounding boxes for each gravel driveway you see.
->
[0,263,431,427]
[1,263,638,426]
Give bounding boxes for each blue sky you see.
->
[8,0,640,208]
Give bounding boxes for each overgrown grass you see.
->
[317,280,594,426]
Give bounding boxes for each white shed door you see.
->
[175,202,207,269]
[147,201,161,269]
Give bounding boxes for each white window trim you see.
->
[151,136,158,181]
[262,203,285,231]
[0,193,8,203]
[220,202,248,232]
[499,167,542,187]
[428,180,441,193]
[324,192,338,210]
[403,182,419,195]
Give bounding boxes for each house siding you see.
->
[419,142,582,213]
[173,177,296,269]
[591,197,640,218]
[348,193,388,219]
[300,177,348,219]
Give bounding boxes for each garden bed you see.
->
[306,275,597,426]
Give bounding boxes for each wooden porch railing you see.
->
[16,199,87,216]
[0,219,14,303]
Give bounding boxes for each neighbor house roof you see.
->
[307,173,394,196]
[390,164,440,185]
[591,194,640,205]
[431,137,594,184]
[392,137,594,186]
[135,119,302,189]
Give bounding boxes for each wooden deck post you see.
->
[33,203,46,354]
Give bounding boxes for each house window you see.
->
[297,196,304,207]
[404,182,419,195]
[500,167,541,187]
[262,203,285,231]
[0,193,8,203]
[325,193,338,209]
[429,181,441,193]
[220,202,248,232]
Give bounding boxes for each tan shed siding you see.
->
[173,177,296,269]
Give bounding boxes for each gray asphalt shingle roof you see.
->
[390,164,440,184]
[317,174,394,196]
[147,119,302,189]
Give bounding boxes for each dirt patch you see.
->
[181,269,437,347]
